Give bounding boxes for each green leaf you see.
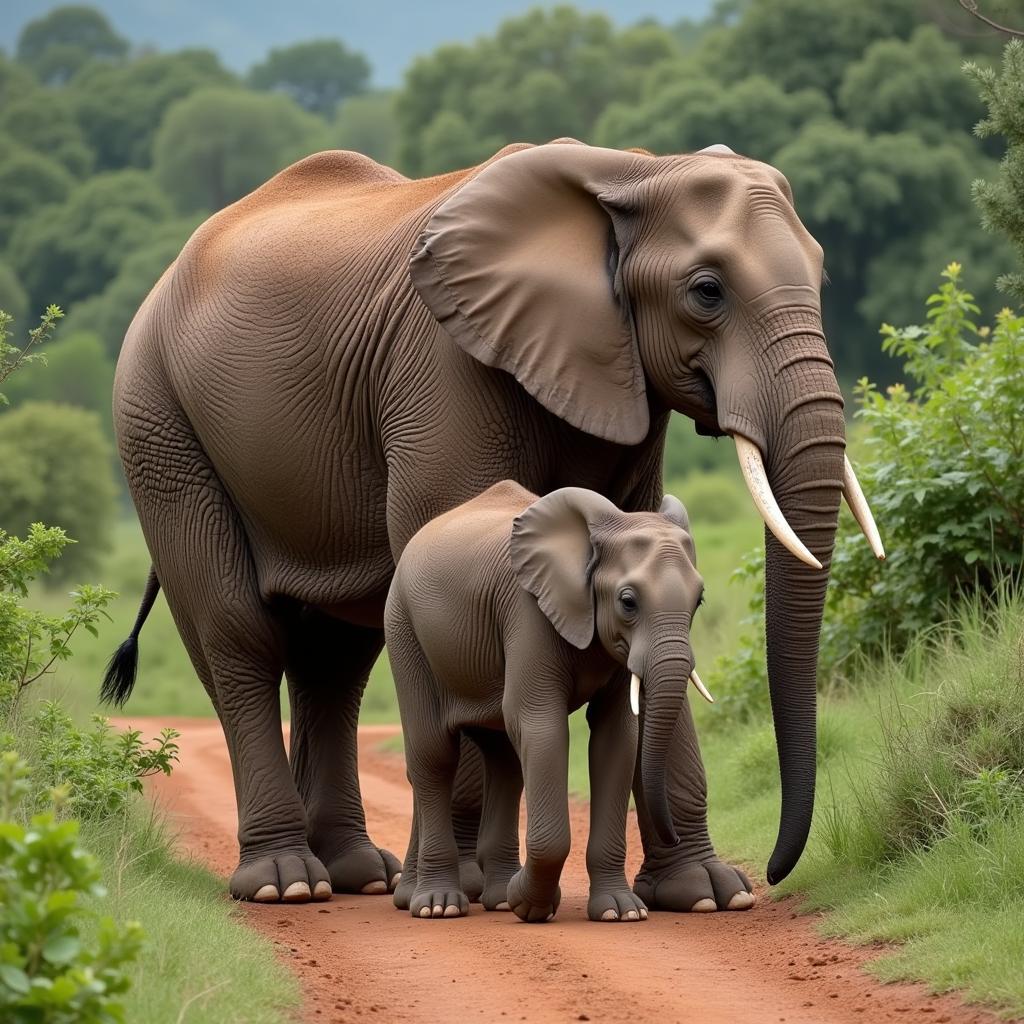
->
[42,934,82,965]
[0,963,31,994]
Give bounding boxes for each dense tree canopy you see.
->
[152,88,327,212]
[248,40,370,116]
[0,0,1018,444]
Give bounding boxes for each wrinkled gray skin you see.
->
[108,139,843,907]
[388,482,713,922]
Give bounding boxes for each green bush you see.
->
[712,264,1024,715]
[0,402,117,583]
[30,704,178,819]
[0,751,143,1023]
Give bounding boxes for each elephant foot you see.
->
[393,869,416,910]
[633,851,754,913]
[312,835,402,894]
[588,884,648,922]
[230,848,333,903]
[459,856,484,903]
[506,868,560,923]
[480,862,521,911]
[409,881,469,919]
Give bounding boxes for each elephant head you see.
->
[509,487,710,847]
[410,141,886,883]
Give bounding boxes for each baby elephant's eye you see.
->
[619,589,638,614]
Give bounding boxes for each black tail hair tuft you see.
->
[99,565,160,707]
[100,637,139,706]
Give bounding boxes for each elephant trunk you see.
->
[637,626,690,848]
[720,315,846,884]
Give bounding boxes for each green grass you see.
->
[78,808,300,1024]
[699,591,1024,1018]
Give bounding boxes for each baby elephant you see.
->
[385,481,711,923]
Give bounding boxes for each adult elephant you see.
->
[103,139,882,908]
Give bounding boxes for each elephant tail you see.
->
[100,565,160,707]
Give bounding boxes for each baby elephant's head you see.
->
[511,487,710,847]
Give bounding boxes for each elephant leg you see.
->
[406,734,466,919]
[451,734,485,901]
[632,694,755,912]
[506,717,570,923]
[122,401,329,904]
[392,791,419,910]
[585,682,647,922]
[284,609,401,895]
[468,730,522,912]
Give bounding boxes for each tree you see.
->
[248,39,370,117]
[0,91,94,177]
[0,401,116,582]
[838,26,985,143]
[966,39,1024,304]
[0,55,35,106]
[395,8,682,174]
[0,145,75,241]
[73,49,235,170]
[709,0,920,99]
[595,72,830,160]
[152,87,327,212]
[1,332,115,423]
[0,264,28,327]
[15,5,128,86]
[334,92,399,166]
[62,218,199,356]
[9,170,172,312]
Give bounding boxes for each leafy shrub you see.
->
[0,751,143,1023]
[712,264,1024,714]
[0,401,117,583]
[29,703,178,819]
[0,524,115,719]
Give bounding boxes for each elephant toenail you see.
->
[389,873,402,889]
[419,907,431,918]
[601,909,618,921]
[361,880,388,895]
[313,881,333,900]
[282,881,311,902]
[625,910,639,920]
[727,891,755,910]
[495,901,511,911]
[640,909,648,920]
[253,884,279,902]
[443,905,461,918]
[691,897,717,913]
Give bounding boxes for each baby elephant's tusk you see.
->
[629,673,641,716]
[689,670,714,704]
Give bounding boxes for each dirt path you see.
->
[123,717,1006,1024]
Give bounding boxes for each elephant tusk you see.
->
[689,670,714,704]
[629,673,641,716]
[733,435,823,570]
[842,456,885,561]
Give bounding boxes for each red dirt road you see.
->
[125,717,1007,1024]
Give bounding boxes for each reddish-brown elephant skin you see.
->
[103,139,843,909]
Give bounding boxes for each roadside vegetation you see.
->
[1,309,300,1024]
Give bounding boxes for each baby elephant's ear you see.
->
[510,487,619,650]
[660,494,690,531]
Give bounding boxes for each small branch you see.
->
[957,0,1024,38]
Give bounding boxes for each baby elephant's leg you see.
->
[406,728,467,918]
[585,679,648,922]
[470,730,523,911]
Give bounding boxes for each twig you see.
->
[175,980,230,1024]
[957,0,1024,38]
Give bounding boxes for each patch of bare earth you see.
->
[121,718,1012,1024]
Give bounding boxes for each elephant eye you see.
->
[618,589,638,614]
[692,278,723,310]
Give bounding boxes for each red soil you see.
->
[123,717,1011,1024]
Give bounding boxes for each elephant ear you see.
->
[409,143,649,446]
[659,494,690,531]
[510,487,620,650]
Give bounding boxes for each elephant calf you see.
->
[386,480,712,922]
